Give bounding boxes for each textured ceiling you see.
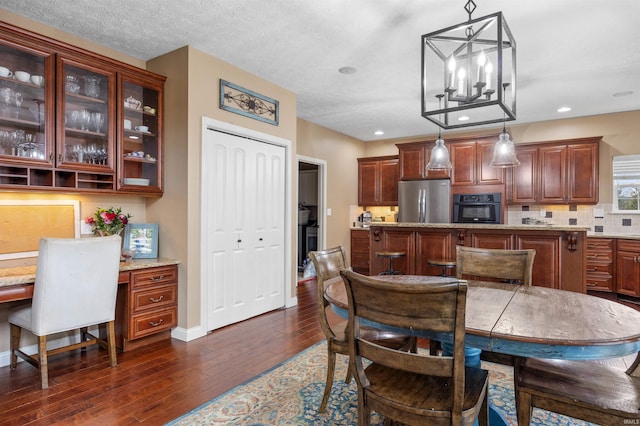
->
[1,0,638,141]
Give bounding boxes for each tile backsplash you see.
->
[506,204,640,234]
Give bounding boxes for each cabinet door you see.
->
[469,232,514,249]
[506,146,538,204]
[378,158,398,205]
[298,170,318,206]
[616,250,640,297]
[370,229,415,275]
[350,230,371,275]
[451,141,476,186]
[539,145,567,203]
[516,234,561,289]
[358,159,379,206]
[476,140,504,185]
[414,230,454,276]
[398,144,425,180]
[567,143,598,203]
[0,38,56,186]
[118,73,163,194]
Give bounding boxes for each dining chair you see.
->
[9,235,122,389]
[455,246,536,286]
[340,270,489,426]
[515,354,640,425]
[308,247,416,413]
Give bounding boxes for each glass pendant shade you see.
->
[426,137,452,170]
[490,130,520,167]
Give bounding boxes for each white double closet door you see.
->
[202,128,286,331]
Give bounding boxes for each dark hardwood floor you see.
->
[0,279,326,425]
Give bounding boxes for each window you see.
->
[613,155,640,212]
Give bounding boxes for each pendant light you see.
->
[426,95,452,170]
[490,83,520,168]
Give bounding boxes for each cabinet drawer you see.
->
[131,284,177,313]
[586,263,612,274]
[130,266,177,289]
[586,274,614,292]
[617,239,640,253]
[587,239,613,250]
[130,308,177,339]
[586,250,613,262]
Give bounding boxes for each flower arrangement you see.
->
[85,207,132,236]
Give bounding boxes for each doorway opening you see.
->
[297,156,326,283]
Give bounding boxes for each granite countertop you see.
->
[363,222,590,232]
[0,258,180,288]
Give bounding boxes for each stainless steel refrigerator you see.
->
[397,179,451,223]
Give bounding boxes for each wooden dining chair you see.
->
[515,354,640,425]
[9,236,122,389]
[308,247,416,413]
[456,246,536,286]
[340,270,489,426]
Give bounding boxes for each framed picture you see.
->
[123,224,159,259]
[219,79,279,126]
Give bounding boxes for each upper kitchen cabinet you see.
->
[506,137,600,205]
[358,155,398,206]
[0,21,165,195]
[118,73,163,194]
[397,140,450,180]
[450,136,504,187]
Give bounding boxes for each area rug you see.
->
[167,341,594,425]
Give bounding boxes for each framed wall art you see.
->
[219,79,279,126]
[123,223,159,258]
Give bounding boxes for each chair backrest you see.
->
[340,270,469,417]
[309,246,348,340]
[31,236,122,335]
[456,246,536,286]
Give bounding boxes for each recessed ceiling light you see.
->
[613,91,633,97]
[338,66,357,75]
[374,130,384,136]
[458,115,470,121]
[557,107,571,113]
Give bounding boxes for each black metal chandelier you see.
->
[421,0,516,130]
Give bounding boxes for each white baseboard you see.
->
[0,332,79,368]
[171,325,206,342]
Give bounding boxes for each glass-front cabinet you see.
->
[0,22,165,195]
[0,38,55,186]
[118,73,163,194]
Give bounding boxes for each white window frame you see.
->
[612,155,640,213]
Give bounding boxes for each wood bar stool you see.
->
[376,251,406,275]
[427,258,457,277]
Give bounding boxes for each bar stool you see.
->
[376,251,406,275]
[427,258,456,277]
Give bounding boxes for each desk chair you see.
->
[341,270,489,426]
[9,236,121,389]
[515,354,640,425]
[309,247,416,413]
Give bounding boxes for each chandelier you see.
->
[421,0,516,129]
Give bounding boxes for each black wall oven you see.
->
[452,193,502,224]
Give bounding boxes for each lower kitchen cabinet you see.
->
[350,229,371,275]
[586,238,615,293]
[115,264,178,351]
[616,239,640,298]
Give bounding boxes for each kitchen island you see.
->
[367,223,588,293]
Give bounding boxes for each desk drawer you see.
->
[131,284,177,313]
[130,308,177,339]
[130,266,177,289]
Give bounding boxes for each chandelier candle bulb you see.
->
[477,51,486,83]
[448,57,456,87]
[457,68,466,95]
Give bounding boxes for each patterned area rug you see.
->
[167,341,594,425]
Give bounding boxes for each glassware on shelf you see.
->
[65,75,80,94]
[14,91,22,118]
[92,111,104,133]
[84,76,101,98]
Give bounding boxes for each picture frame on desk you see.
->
[123,224,158,258]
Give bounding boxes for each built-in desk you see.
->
[0,258,180,351]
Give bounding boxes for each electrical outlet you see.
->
[327,208,332,216]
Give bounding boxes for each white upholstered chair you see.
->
[9,236,122,389]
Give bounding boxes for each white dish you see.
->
[123,178,150,186]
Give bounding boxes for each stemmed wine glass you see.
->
[14,92,22,118]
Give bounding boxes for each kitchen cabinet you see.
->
[350,229,371,275]
[414,228,456,276]
[450,137,504,187]
[506,137,599,205]
[397,140,450,181]
[115,264,178,351]
[586,238,615,293]
[0,22,165,195]
[298,169,317,206]
[616,239,640,298]
[358,155,399,206]
[370,227,415,275]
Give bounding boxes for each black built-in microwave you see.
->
[452,193,502,224]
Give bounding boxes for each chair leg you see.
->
[37,335,49,389]
[9,323,21,369]
[80,326,89,351]
[516,389,532,426]
[319,346,337,412]
[479,389,489,426]
[107,320,117,367]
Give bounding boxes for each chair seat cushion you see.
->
[518,358,640,417]
[365,363,488,416]
[8,305,33,330]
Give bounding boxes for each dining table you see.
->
[325,274,640,425]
